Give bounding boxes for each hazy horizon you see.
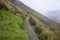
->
[19,0,60,23]
[19,0,60,14]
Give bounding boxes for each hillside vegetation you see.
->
[29,15,60,40]
[0,0,32,40]
[0,8,32,40]
[0,0,60,40]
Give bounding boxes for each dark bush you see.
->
[29,16,36,25]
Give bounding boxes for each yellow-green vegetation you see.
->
[15,12,27,20]
[0,8,31,40]
[29,15,60,40]
[29,15,36,25]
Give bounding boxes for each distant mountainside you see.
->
[9,0,22,5]
[9,0,27,9]
[46,10,60,23]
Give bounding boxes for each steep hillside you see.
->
[29,15,60,40]
[0,0,32,40]
[0,0,60,40]
[18,1,60,34]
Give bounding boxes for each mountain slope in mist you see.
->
[46,10,60,23]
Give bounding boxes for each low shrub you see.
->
[29,15,36,25]
[29,15,60,40]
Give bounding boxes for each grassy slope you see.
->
[29,15,60,40]
[0,8,31,40]
[1,0,60,40]
[31,13,60,34]
[17,1,60,34]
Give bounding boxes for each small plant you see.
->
[29,15,36,25]
[40,32,48,40]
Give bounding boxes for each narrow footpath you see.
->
[25,17,39,40]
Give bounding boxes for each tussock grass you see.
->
[29,15,60,40]
[29,15,36,25]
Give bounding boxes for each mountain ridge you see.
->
[46,10,60,23]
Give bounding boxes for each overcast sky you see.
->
[19,0,60,14]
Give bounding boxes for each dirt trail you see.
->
[25,17,39,40]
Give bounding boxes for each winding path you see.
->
[25,17,39,40]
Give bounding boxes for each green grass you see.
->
[15,12,27,20]
[0,8,31,40]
